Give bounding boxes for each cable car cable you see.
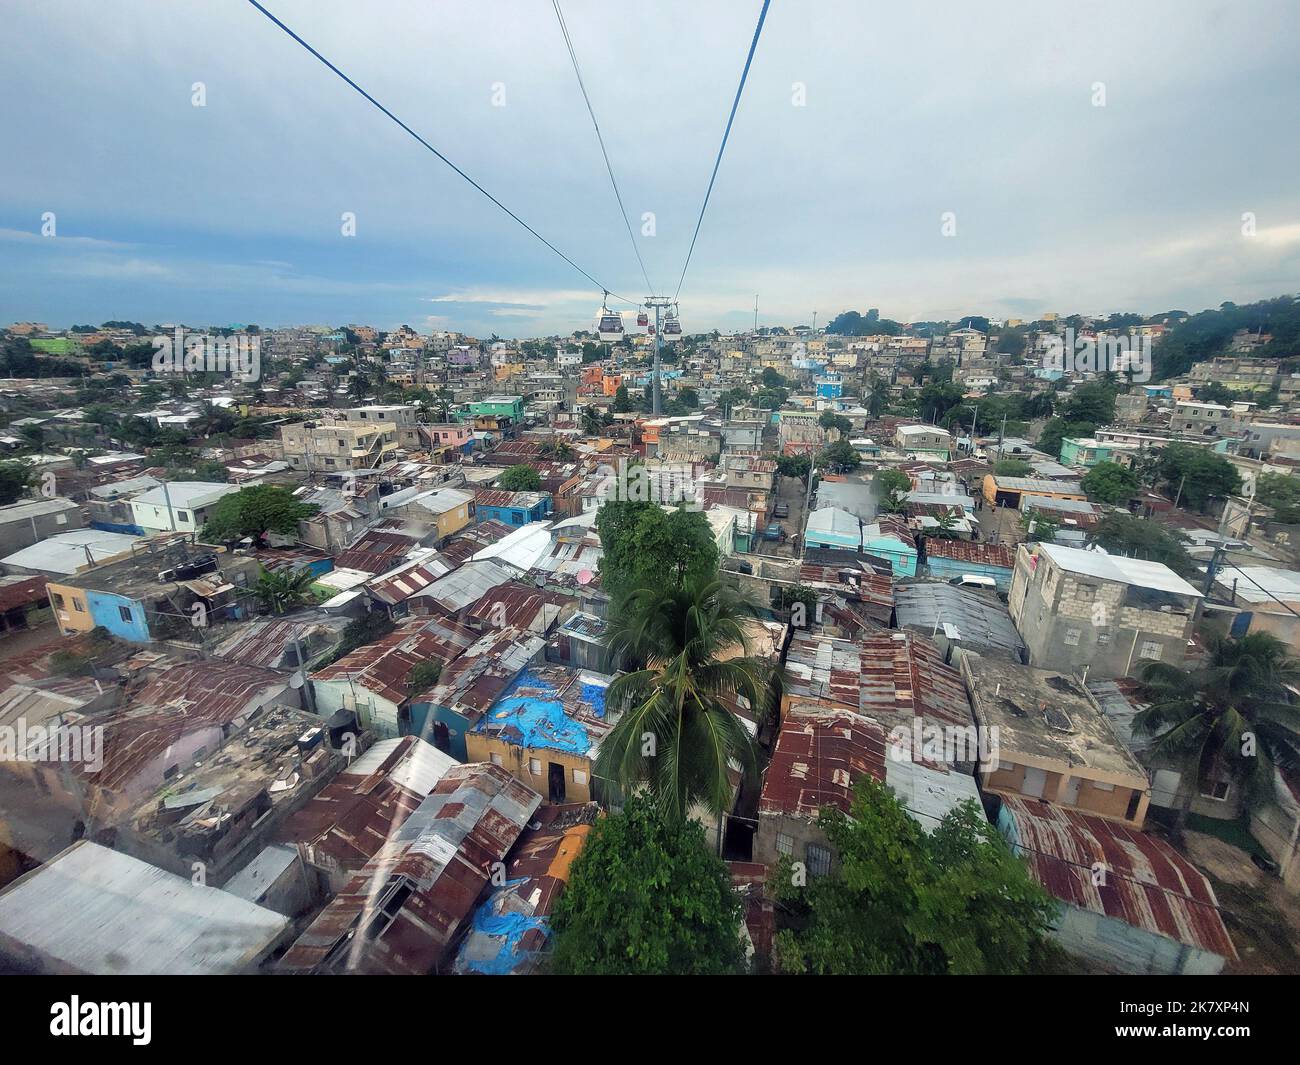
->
[245,0,639,305]
[552,0,655,297]
[673,0,771,303]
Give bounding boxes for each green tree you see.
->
[253,566,317,615]
[201,484,319,546]
[776,453,811,480]
[1137,632,1300,834]
[0,460,33,505]
[595,501,719,600]
[408,660,443,695]
[1021,507,1061,543]
[549,795,744,974]
[596,576,768,820]
[497,464,542,492]
[1080,461,1139,504]
[1156,443,1242,512]
[772,778,1054,974]
[818,409,852,437]
[611,384,633,413]
[1085,512,1196,577]
[1036,418,1097,461]
[815,438,860,473]
[992,459,1032,477]
[1256,472,1300,524]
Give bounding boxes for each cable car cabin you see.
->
[636,311,649,327]
[663,315,682,336]
[597,312,624,342]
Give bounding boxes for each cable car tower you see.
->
[640,296,680,415]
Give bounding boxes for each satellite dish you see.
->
[576,569,594,586]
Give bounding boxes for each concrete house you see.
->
[1008,543,1201,679]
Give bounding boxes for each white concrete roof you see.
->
[130,480,240,509]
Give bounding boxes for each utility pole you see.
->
[754,294,759,333]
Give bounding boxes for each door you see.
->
[1062,777,1081,805]
[1023,766,1048,799]
[432,721,451,754]
[548,762,566,802]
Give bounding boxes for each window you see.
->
[176,511,189,523]
[572,769,588,785]
[775,832,794,857]
[1139,641,1163,661]
[72,598,85,613]
[1200,779,1231,801]
[51,593,65,609]
[56,513,67,525]
[118,606,133,624]
[489,753,503,766]
[1063,628,1082,646]
[806,842,834,878]
[1074,585,1094,602]
[529,758,542,775]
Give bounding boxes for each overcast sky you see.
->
[2,0,1298,336]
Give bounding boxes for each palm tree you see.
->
[253,567,317,616]
[1136,632,1300,834]
[596,577,770,822]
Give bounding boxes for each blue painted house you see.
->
[923,540,1016,590]
[475,489,553,528]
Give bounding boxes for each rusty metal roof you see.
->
[452,802,598,975]
[313,617,477,706]
[278,736,458,876]
[784,631,973,730]
[278,762,541,974]
[415,625,546,719]
[760,703,887,819]
[1002,797,1237,961]
[924,539,1015,568]
[365,556,456,606]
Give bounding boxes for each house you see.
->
[310,615,478,739]
[46,544,260,642]
[893,582,1025,663]
[0,498,83,556]
[407,626,547,758]
[0,842,290,975]
[861,516,919,577]
[923,539,1015,589]
[278,735,460,893]
[893,424,951,460]
[401,487,475,540]
[465,664,612,804]
[280,413,401,472]
[755,703,982,874]
[982,474,1086,510]
[1007,543,1201,679]
[962,657,1151,828]
[277,762,540,974]
[783,631,975,741]
[999,798,1236,975]
[452,801,598,975]
[128,481,241,535]
[0,528,145,578]
[473,488,553,527]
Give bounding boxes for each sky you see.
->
[1,0,1298,337]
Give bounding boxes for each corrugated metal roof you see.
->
[784,631,973,730]
[313,616,477,705]
[1002,796,1236,961]
[279,762,541,974]
[0,841,288,974]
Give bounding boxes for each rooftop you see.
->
[963,658,1147,782]
[1032,542,1202,598]
[472,665,612,757]
[1002,797,1236,960]
[0,841,288,975]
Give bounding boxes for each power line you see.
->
[244,0,638,305]
[673,0,771,302]
[551,0,655,296]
